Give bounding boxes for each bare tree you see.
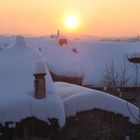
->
[102,60,119,88]
[132,63,139,87]
[102,57,130,88]
[118,57,130,87]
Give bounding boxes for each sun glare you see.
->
[64,14,79,29]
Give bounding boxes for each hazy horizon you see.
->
[1,33,140,39]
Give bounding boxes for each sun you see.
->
[64,14,79,29]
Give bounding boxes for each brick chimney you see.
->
[33,62,46,99]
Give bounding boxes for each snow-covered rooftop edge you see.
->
[55,82,140,124]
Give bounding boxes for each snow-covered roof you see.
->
[125,45,140,57]
[55,82,139,124]
[125,45,140,63]
[0,38,65,127]
[32,37,140,86]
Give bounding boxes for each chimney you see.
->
[33,62,46,99]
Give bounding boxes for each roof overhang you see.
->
[128,57,140,63]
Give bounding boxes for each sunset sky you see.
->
[0,0,140,36]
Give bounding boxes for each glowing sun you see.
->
[64,14,79,29]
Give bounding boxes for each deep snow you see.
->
[25,36,140,86]
[0,36,65,127]
[0,35,140,127]
[55,82,139,124]
[1,35,140,86]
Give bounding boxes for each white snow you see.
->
[125,45,140,59]
[24,37,140,86]
[34,61,46,74]
[54,82,139,124]
[40,42,82,77]
[14,35,28,48]
[0,35,140,128]
[0,38,65,127]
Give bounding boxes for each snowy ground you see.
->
[1,35,140,86]
[0,35,140,127]
[25,36,140,86]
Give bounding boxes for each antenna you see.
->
[57,30,60,37]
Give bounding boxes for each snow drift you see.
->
[0,39,65,127]
[0,35,140,128]
[55,82,140,124]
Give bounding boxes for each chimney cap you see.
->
[33,73,46,76]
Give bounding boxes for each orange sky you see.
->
[0,0,140,36]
